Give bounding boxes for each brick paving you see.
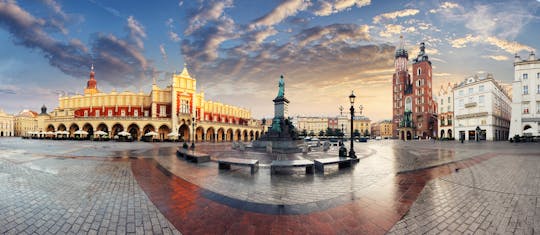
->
[0,156,180,234]
[1,138,539,234]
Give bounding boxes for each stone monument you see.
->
[251,75,302,153]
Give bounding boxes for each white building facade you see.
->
[509,51,540,138]
[437,83,455,139]
[0,109,14,137]
[454,74,511,141]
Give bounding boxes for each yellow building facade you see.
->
[14,110,38,136]
[43,64,262,141]
[0,109,14,137]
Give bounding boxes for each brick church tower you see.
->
[392,38,438,140]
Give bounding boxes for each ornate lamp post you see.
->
[191,117,196,149]
[349,91,356,159]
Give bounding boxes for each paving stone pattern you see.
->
[0,157,180,235]
[388,154,540,234]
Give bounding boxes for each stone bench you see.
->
[176,148,211,163]
[270,159,314,174]
[217,158,259,174]
[314,157,354,173]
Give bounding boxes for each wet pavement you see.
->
[0,137,539,234]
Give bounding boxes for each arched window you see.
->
[405,97,412,112]
[417,68,422,75]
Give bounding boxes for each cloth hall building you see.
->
[43,64,262,141]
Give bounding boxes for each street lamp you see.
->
[349,91,356,159]
[191,117,196,149]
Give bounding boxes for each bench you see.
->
[217,158,259,174]
[270,159,314,174]
[314,157,354,173]
[176,148,211,163]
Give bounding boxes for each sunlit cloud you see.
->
[372,8,419,24]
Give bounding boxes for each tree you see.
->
[335,128,344,137]
[353,129,360,137]
[301,129,307,137]
[325,127,334,137]
[318,130,325,136]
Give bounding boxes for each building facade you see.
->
[295,115,370,137]
[509,51,540,138]
[43,64,262,141]
[437,83,455,139]
[14,110,38,136]
[0,109,14,137]
[454,74,511,141]
[392,40,438,140]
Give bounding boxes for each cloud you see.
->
[372,9,419,24]
[0,1,156,88]
[482,55,509,61]
[313,0,371,16]
[126,15,146,49]
[0,88,16,94]
[450,34,533,53]
[178,0,183,7]
[429,2,459,14]
[378,24,414,38]
[165,18,181,42]
[87,0,121,17]
[249,0,309,29]
[185,0,233,35]
[295,23,370,47]
[159,44,168,64]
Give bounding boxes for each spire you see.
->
[85,63,98,94]
[180,62,192,78]
[394,35,408,59]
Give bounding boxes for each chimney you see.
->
[529,51,536,61]
[514,53,521,62]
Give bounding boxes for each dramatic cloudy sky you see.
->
[0,0,539,121]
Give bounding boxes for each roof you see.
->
[17,109,38,118]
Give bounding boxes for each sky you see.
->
[0,0,539,121]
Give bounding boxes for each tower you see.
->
[84,64,99,95]
[411,42,437,138]
[392,36,412,138]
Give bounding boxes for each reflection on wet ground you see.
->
[1,138,539,234]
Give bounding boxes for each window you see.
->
[447,105,451,111]
[448,97,451,103]
[95,110,100,117]
[160,105,166,117]
[537,102,540,113]
[479,95,485,105]
[84,110,88,117]
[537,85,540,94]
[441,99,444,105]
[468,97,474,103]
[144,110,149,117]
[524,85,529,95]
[537,73,540,79]
[523,73,528,79]
[417,68,421,75]
[180,100,190,114]
[459,99,464,108]
[523,104,529,114]
[134,110,138,117]
[121,110,126,117]
[108,110,112,117]
[479,85,484,92]
[459,90,464,96]
[468,88,473,95]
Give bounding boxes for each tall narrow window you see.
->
[523,73,528,79]
[96,110,100,117]
[84,110,88,117]
[160,105,166,117]
[108,110,112,117]
[524,85,529,95]
[134,109,138,117]
[121,110,126,117]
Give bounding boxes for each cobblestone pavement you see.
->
[0,149,180,234]
[388,153,540,235]
[1,137,539,234]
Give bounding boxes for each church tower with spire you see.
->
[84,64,99,95]
[392,39,438,140]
